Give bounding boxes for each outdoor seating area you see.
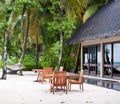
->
[0,70,119,104]
[0,0,120,103]
[33,67,84,94]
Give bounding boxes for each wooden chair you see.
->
[50,71,67,94]
[43,67,53,83]
[37,67,53,83]
[37,70,44,83]
[68,70,84,91]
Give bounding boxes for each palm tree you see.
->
[1,0,41,77]
[60,0,106,73]
[29,9,41,68]
[54,0,84,70]
[19,9,30,63]
[7,1,41,70]
[59,0,86,73]
[1,0,14,79]
[19,0,42,69]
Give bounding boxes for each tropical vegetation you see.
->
[0,0,107,79]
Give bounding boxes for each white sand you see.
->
[0,71,120,104]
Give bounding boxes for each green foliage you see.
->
[48,16,76,38]
[22,55,36,71]
[61,44,78,71]
[0,0,106,72]
[39,41,60,68]
[0,58,2,68]
[83,0,104,23]
[83,4,99,23]
[6,57,19,64]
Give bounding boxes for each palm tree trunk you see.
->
[57,31,63,69]
[57,8,63,69]
[34,11,40,69]
[1,0,14,79]
[1,32,8,79]
[35,35,39,68]
[19,10,30,74]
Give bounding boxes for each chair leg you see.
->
[79,84,84,91]
[82,84,84,91]
[66,86,67,94]
[50,86,52,92]
[67,83,69,91]
[68,83,71,91]
[70,84,71,91]
[79,84,81,90]
[53,87,54,94]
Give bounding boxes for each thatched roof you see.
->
[65,0,120,45]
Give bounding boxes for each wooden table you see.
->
[33,69,53,83]
[32,69,44,82]
[45,72,80,78]
[33,69,80,83]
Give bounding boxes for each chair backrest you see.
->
[44,69,53,75]
[79,70,84,83]
[44,67,53,70]
[43,67,53,75]
[53,71,66,86]
[59,66,64,71]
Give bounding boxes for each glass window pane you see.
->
[90,46,96,64]
[104,44,111,64]
[97,45,101,71]
[83,47,89,73]
[83,47,88,64]
[113,43,120,72]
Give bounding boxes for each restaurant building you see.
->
[66,0,120,80]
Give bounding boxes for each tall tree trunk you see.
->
[57,8,63,69]
[35,35,39,68]
[1,32,8,79]
[19,10,30,74]
[73,43,81,73]
[21,3,26,44]
[1,0,13,79]
[34,11,40,69]
[57,31,63,69]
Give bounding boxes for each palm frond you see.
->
[83,4,98,23]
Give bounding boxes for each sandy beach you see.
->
[0,71,120,104]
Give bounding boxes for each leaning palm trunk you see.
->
[19,10,30,68]
[1,32,8,79]
[1,0,14,79]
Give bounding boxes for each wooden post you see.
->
[100,43,104,78]
[81,44,83,71]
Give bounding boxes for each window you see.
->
[104,43,120,76]
[113,43,120,72]
[83,45,100,76]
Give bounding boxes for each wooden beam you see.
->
[81,35,120,46]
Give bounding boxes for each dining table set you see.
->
[32,67,84,94]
